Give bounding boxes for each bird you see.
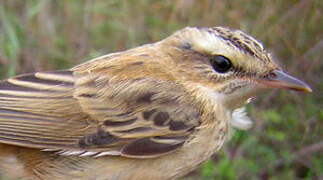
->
[0,26,312,180]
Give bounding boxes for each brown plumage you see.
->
[0,27,311,180]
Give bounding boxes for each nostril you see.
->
[268,71,278,79]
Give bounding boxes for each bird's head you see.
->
[159,27,312,110]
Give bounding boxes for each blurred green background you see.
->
[0,0,322,179]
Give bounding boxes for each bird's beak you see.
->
[256,70,312,93]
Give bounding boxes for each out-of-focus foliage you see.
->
[0,0,322,179]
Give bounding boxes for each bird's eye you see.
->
[210,55,232,73]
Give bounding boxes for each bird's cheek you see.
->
[221,84,261,110]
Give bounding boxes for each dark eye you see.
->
[210,55,232,73]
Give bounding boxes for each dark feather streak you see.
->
[104,118,137,127]
[121,138,184,157]
[169,120,188,131]
[136,92,155,103]
[153,112,169,126]
[15,74,73,86]
[142,109,157,120]
[117,127,153,134]
[0,81,45,92]
[78,129,118,147]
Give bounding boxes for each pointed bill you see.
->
[257,70,312,93]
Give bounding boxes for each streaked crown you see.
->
[167,26,280,78]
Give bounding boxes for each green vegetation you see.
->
[0,0,322,179]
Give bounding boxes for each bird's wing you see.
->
[0,71,92,149]
[0,70,201,158]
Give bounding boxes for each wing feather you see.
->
[72,71,201,157]
[0,71,91,149]
[0,68,201,158]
